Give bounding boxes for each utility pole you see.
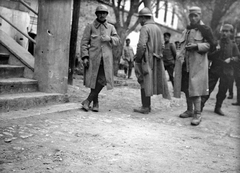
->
[68,0,81,85]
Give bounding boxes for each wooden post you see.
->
[34,0,72,93]
[68,0,81,85]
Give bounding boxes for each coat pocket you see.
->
[142,61,149,76]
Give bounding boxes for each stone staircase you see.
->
[0,53,68,112]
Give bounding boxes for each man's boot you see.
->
[214,105,225,116]
[232,93,240,106]
[232,102,240,106]
[191,111,202,126]
[191,96,202,126]
[179,97,193,118]
[82,99,90,111]
[134,89,150,114]
[92,96,99,112]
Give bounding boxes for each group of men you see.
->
[80,4,240,126]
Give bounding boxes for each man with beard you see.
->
[201,24,240,114]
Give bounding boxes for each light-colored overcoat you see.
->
[81,19,120,90]
[135,20,170,99]
[174,24,210,98]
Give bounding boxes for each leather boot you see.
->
[134,89,150,114]
[214,106,225,116]
[133,107,150,114]
[82,99,90,111]
[232,102,240,106]
[179,110,194,118]
[191,111,202,126]
[92,96,99,112]
[179,97,193,118]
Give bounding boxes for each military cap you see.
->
[189,6,201,15]
[222,24,234,32]
[164,32,171,37]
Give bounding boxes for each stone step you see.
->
[0,78,38,94]
[0,65,24,78]
[0,92,69,112]
[0,53,9,64]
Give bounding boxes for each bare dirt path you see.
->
[0,75,239,173]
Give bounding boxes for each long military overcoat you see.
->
[135,20,170,99]
[174,26,210,98]
[81,19,120,90]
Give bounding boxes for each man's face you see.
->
[189,13,201,25]
[96,11,108,21]
[139,16,146,26]
[164,35,170,42]
[221,28,231,39]
[235,37,240,45]
[126,40,130,46]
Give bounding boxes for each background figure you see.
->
[162,32,176,87]
[227,76,234,99]
[134,7,170,114]
[201,24,240,115]
[232,34,240,106]
[81,5,120,112]
[175,41,181,50]
[174,6,214,126]
[122,38,134,79]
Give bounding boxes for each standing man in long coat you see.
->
[134,7,170,114]
[80,4,120,112]
[174,6,214,126]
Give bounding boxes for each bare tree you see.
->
[110,0,152,76]
[172,0,238,36]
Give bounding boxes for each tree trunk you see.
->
[68,0,81,85]
[113,27,127,76]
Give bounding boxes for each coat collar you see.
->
[94,19,108,29]
[143,19,156,26]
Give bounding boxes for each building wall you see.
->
[0,6,30,49]
[0,0,182,56]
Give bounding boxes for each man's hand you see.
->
[224,58,231,64]
[185,43,198,51]
[101,35,111,42]
[83,58,89,69]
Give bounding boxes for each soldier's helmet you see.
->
[95,4,108,14]
[138,7,152,17]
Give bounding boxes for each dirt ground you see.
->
[0,72,240,173]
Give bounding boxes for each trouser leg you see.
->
[216,74,229,108]
[128,61,132,78]
[201,70,219,110]
[235,76,240,103]
[185,92,193,111]
[166,65,174,87]
[192,96,201,113]
[124,67,127,76]
[191,96,202,126]
[87,82,104,103]
[228,76,234,96]
[141,89,151,108]
[141,88,151,108]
